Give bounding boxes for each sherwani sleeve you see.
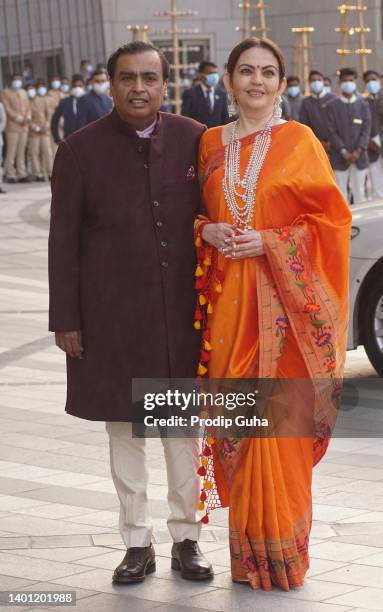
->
[48,141,84,331]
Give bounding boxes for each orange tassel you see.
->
[215,281,222,293]
[197,501,205,511]
[207,435,215,445]
[195,236,202,247]
[194,321,201,330]
[207,303,213,314]
[201,456,208,466]
[203,256,211,266]
[204,480,213,490]
[195,265,204,277]
[199,294,207,305]
[198,363,208,376]
[204,340,212,351]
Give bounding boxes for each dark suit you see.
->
[51,96,79,143]
[181,84,229,128]
[49,110,204,421]
[76,90,112,129]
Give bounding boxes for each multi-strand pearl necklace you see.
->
[222,116,274,230]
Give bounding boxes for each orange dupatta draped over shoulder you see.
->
[194,121,352,591]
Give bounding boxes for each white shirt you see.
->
[200,83,215,111]
[136,119,157,139]
[340,94,358,104]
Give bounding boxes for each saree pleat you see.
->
[196,121,352,590]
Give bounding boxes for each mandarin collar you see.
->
[110,108,163,139]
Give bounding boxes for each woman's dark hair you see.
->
[107,42,169,81]
[226,37,286,81]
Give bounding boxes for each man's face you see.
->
[309,73,323,84]
[92,73,107,86]
[109,51,167,127]
[365,73,379,84]
[340,75,355,84]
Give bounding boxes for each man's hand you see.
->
[55,331,84,359]
[322,140,331,152]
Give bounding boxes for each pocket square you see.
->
[186,165,196,181]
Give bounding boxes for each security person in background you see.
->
[299,70,335,153]
[76,69,112,129]
[51,74,85,144]
[327,67,371,204]
[60,77,70,96]
[27,81,53,181]
[285,75,304,120]
[181,61,229,128]
[363,70,383,199]
[0,73,30,182]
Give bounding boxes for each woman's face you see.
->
[225,46,286,115]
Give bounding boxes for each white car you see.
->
[348,200,383,375]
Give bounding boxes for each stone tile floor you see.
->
[0,183,382,611]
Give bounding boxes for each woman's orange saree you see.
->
[194,121,352,591]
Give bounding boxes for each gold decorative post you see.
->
[335,3,371,72]
[291,27,315,95]
[153,1,198,114]
[236,2,269,40]
[127,25,150,43]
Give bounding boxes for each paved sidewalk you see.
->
[0,183,382,611]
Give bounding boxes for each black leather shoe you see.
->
[112,543,156,584]
[171,539,213,580]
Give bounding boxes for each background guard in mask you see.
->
[51,75,86,144]
[76,69,113,129]
[181,61,229,128]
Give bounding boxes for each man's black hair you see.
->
[287,75,300,84]
[71,73,84,85]
[91,68,108,79]
[339,67,357,80]
[363,69,380,81]
[198,61,217,74]
[309,69,323,80]
[107,42,169,81]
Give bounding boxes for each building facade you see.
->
[1,0,382,88]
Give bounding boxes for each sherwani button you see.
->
[156,220,163,228]
[161,261,169,268]
[144,162,149,169]
[161,241,168,247]
[153,200,160,207]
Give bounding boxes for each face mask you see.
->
[323,85,332,95]
[310,80,324,95]
[366,80,381,95]
[27,88,36,99]
[61,83,70,93]
[93,81,109,96]
[37,86,47,97]
[51,79,61,90]
[206,72,219,88]
[341,81,356,95]
[71,86,85,98]
[11,79,22,90]
[287,86,300,98]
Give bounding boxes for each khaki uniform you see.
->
[0,87,30,179]
[48,90,64,158]
[29,96,53,178]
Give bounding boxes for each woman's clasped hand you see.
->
[202,223,265,258]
